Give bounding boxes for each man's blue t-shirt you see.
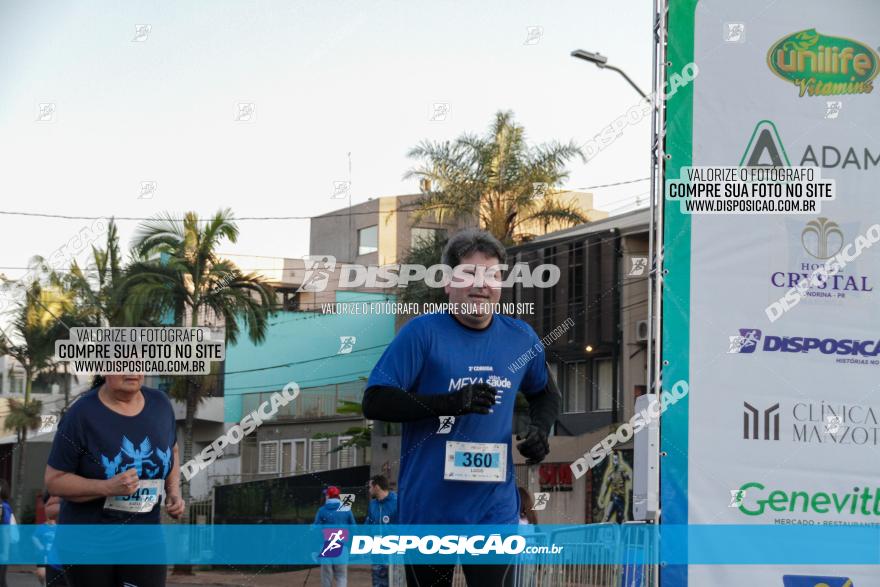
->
[367,312,548,524]
[47,386,177,524]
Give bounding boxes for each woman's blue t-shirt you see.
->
[47,386,177,525]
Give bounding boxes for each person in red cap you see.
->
[314,485,356,587]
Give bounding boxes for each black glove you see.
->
[447,382,497,415]
[516,424,549,464]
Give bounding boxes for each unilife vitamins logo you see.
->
[767,28,879,97]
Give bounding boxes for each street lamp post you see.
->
[570,47,660,405]
[570,50,649,100]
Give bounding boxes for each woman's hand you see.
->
[165,493,185,519]
[45,495,62,521]
[103,469,139,497]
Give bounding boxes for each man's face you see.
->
[444,251,503,327]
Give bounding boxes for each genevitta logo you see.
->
[728,329,880,366]
[736,481,880,517]
[319,528,348,558]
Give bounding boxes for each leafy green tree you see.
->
[0,274,74,513]
[123,209,276,508]
[313,400,372,455]
[397,232,448,307]
[64,219,160,328]
[405,110,588,245]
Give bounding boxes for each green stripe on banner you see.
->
[661,0,698,586]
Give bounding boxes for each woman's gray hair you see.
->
[441,229,507,268]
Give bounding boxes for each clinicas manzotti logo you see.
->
[767,28,879,97]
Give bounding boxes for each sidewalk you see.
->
[167,565,374,586]
[8,566,374,587]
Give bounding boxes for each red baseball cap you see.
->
[326,486,340,498]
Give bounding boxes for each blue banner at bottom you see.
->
[1,524,878,565]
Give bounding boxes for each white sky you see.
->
[0,0,652,280]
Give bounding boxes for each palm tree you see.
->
[405,110,589,245]
[122,209,276,509]
[0,274,74,514]
[65,219,130,328]
[397,232,448,307]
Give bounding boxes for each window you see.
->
[562,361,588,413]
[309,438,331,472]
[337,436,357,469]
[411,227,442,248]
[568,242,586,308]
[281,439,307,475]
[275,288,300,312]
[541,247,556,330]
[258,441,279,474]
[358,225,378,255]
[592,359,614,411]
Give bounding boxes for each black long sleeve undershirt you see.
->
[523,366,562,433]
[361,385,460,422]
[361,362,561,426]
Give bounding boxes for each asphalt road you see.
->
[6,571,198,587]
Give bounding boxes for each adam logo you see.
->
[728,329,762,354]
[532,492,550,510]
[802,217,844,260]
[337,494,355,512]
[437,416,455,434]
[319,528,348,558]
[743,402,780,440]
[740,120,789,167]
[297,256,336,292]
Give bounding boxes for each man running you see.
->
[362,229,560,587]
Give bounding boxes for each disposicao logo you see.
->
[767,29,878,97]
[729,329,880,360]
[782,575,853,587]
[320,529,348,558]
